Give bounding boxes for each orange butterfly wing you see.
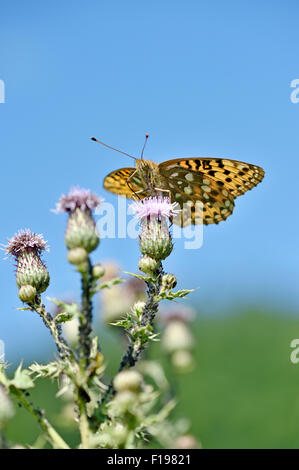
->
[158,157,264,225]
[103,168,144,198]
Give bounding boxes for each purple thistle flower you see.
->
[54,186,102,214]
[5,229,49,257]
[54,187,101,255]
[4,229,50,301]
[131,197,178,263]
[130,197,180,221]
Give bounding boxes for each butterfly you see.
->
[91,137,265,226]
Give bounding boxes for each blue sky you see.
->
[0,0,299,360]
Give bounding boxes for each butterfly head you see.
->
[135,159,160,189]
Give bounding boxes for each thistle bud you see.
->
[174,434,200,449]
[67,247,88,265]
[130,197,180,261]
[139,216,173,260]
[65,209,99,253]
[18,285,37,303]
[5,229,50,298]
[132,300,146,317]
[114,390,137,407]
[63,318,80,347]
[92,263,105,280]
[161,273,177,292]
[162,320,194,353]
[113,369,142,393]
[108,390,138,417]
[110,422,129,445]
[97,421,129,448]
[138,255,158,274]
[54,187,101,254]
[171,350,194,372]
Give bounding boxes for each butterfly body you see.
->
[103,156,265,226]
[134,159,166,195]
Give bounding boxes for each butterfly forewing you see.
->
[103,168,144,197]
[159,164,235,225]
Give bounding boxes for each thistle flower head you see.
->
[130,197,180,221]
[5,229,49,257]
[175,434,200,449]
[55,187,101,254]
[4,229,50,299]
[160,305,195,324]
[130,197,178,261]
[171,349,194,372]
[162,320,194,354]
[54,186,102,214]
[113,369,143,393]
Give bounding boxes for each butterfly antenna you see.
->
[90,137,136,160]
[140,133,149,159]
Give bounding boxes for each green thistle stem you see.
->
[76,258,98,444]
[76,388,91,449]
[78,258,94,367]
[29,297,73,361]
[10,387,69,449]
[141,262,163,326]
[99,263,163,406]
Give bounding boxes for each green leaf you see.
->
[155,288,195,301]
[54,312,73,323]
[11,363,34,389]
[90,336,99,360]
[137,361,169,391]
[123,271,156,283]
[111,318,131,329]
[47,297,80,323]
[144,399,177,427]
[96,278,124,291]
[29,362,61,379]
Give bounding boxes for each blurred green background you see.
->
[5,310,299,449]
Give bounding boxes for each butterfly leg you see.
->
[154,187,172,202]
[126,170,142,200]
[154,187,175,225]
[126,173,154,200]
[133,186,171,200]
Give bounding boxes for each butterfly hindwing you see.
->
[159,164,235,225]
[159,157,264,197]
[158,157,264,225]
